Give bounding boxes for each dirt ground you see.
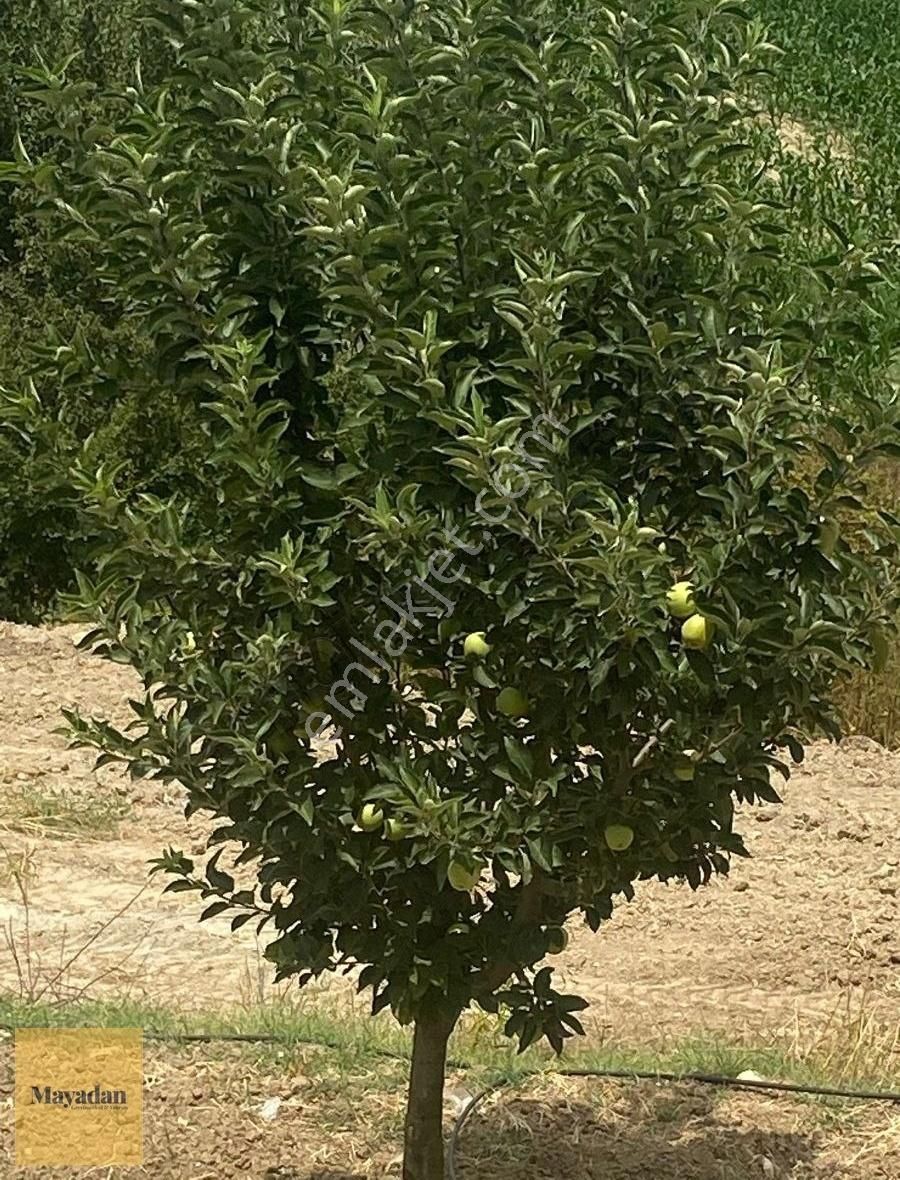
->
[1,1038,898,1180]
[0,621,899,1178]
[0,620,897,1036]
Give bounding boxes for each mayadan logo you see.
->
[30,1083,128,1109]
[16,1027,142,1166]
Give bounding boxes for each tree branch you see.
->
[474,873,545,995]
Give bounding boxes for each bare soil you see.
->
[1,621,897,1035]
[1,621,899,1178]
[1,1040,898,1179]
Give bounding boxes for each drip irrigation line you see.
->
[144,1029,475,1069]
[446,1068,900,1180]
[4,1017,900,1176]
[4,1023,900,1102]
[0,1022,468,1070]
[554,1066,900,1103]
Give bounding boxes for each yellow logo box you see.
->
[15,1027,143,1166]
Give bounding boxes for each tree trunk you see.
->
[403,1007,458,1180]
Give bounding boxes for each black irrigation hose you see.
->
[135,1033,900,1107]
[147,1031,294,1044]
[142,1029,477,1070]
[0,1022,468,1069]
[446,1068,900,1180]
[5,1025,900,1099]
[5,1020,900,1176]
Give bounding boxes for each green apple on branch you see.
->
[22,3,899,1178]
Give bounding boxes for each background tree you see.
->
[4,1,900,1177]
[0,0,182,618]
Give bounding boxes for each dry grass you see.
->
[0,848,149,1006]
[785,450,900,747]
[453,1073,900,1180]
[835,457,900,747]
[839,660,900,749]
[455,992,900,1178]
[3,987,898,1090]
[0,780,129,839]
[2,991,898,1179]
[762,994,900,1090]
[0,841,37,890]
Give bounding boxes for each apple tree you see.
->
[5,0,900,1176]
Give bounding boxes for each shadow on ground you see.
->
[269,1173,365,1180]
[265,1169,365,1179]
[451,1083,820,1179]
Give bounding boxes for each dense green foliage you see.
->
[754,0,900,163]
[0,0,181,619]
[752,0,900,356]
[748,0,900,740]
[5,0,900,1174]
[3,0,900,632]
